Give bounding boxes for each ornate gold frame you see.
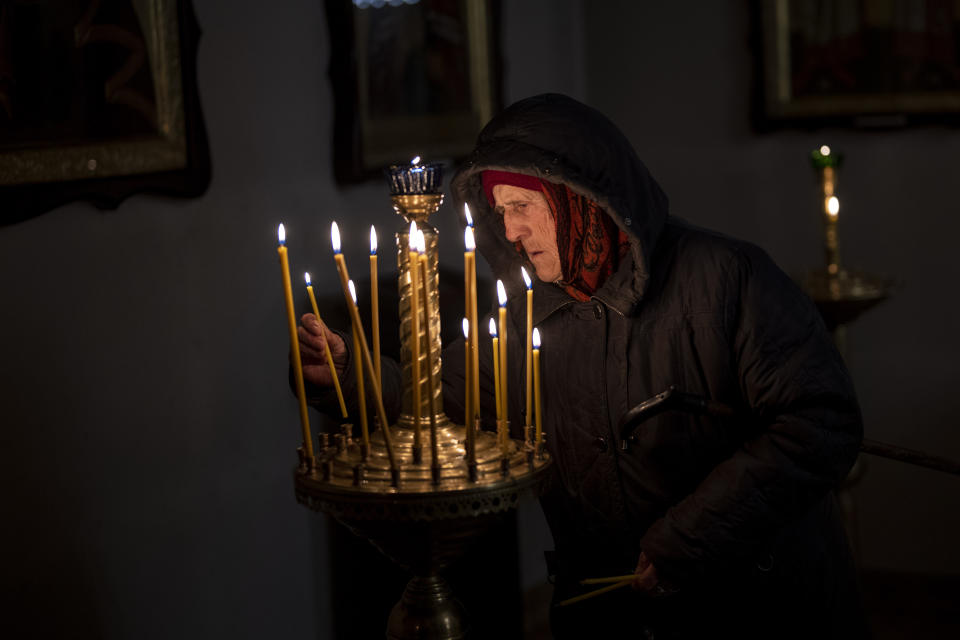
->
[0,0,209,224]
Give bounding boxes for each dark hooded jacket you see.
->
[443,94,866,638]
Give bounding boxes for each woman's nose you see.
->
[503,215,525,243]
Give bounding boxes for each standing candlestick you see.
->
[348,280,370,448]
[489,318,502,422]
[370,226,382,395]
[462,318,476,463]
[408,222,423,456]
[465,223,480,423]
[417,231,440,480]
[305,272,347,420]
[331,222,397,474]
[496,280,508,448]
[462,318,472,433]
[533,327,543,450]
[521,267,533,439]
[277,224,314,459]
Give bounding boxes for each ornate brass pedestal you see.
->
[294,167,552,639]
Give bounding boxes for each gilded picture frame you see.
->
[324,0,501,184]
[0,0,210,224]
[755,0,960,128]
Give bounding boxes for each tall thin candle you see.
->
[465,223,480,423]
[348,280,369,447]
[370,226,382,394]
[305,272,347,419]
[533,327,543,449]
[462,318,472,429]
[331,222,396,471]
[497,280,508,442]
[489,318,502,422]
[522,266,533,438]
[408,222,422,453]
[277,224,313,459]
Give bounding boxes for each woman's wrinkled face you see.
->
[493,184,562,283]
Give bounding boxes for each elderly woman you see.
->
[298,94,866,638]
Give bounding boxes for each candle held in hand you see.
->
[305,272,347,419]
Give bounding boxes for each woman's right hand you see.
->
[296,313,347,388]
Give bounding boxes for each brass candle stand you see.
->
[293,166,552,640]
[800,146,897,342]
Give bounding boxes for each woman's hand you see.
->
[296,313,347,388]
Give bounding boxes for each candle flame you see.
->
[370,225,377,254]
[348,279,357,304]
[416,230,426,254]
[532,327,541,349]
[408,221,418,251]
[827,196,840,217]
[278,223,286,244]
[497,280,507,306]
[331,221,341,253]
[464,203,473,227]
[462,318,469,339]
[411,155,421,165]
[820,145,831,156]
[489,317,497,337]
[521,266,532,289]
[464,226,476,251]
[304,272,312,286]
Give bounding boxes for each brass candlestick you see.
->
[293,161,552,640]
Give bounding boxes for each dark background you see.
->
[2,1,958,638]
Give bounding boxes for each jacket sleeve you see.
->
[639,244,863,585]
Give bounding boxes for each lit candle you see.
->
[533,327,543,449]
[462,318,474,460]
[370,225,381,394]
[417,230,439,472]
[522,266,533,438]
[497,279,508,435]
[331,222,396,470]
[489,317,502,422]
[465,222,480,422]
[277,224,314,459]
[305,272,347,420]
[408,222,422,452]
[348,280,369,447]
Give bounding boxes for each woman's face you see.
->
[492,184,562,283]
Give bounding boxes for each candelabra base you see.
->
[387,574,467,640]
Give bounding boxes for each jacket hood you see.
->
[451,93,669,314]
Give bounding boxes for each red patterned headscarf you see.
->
[482,171,630,301]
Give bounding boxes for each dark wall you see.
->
[2,2,957,639]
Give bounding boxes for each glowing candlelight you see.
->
[464,202,473,227]
[408,222,422,452]
[348,279,369,447]
[417,231,439,474]
[465,223,480,422]
[533,327,543,449]
[305,272,347,419]
[489,318,502,422]
[330,222,396,471]
[277,224,314,459]
[522,266,533,437]
[497,280,508,434]
[370,225,381,394]
[826,195,839,219]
